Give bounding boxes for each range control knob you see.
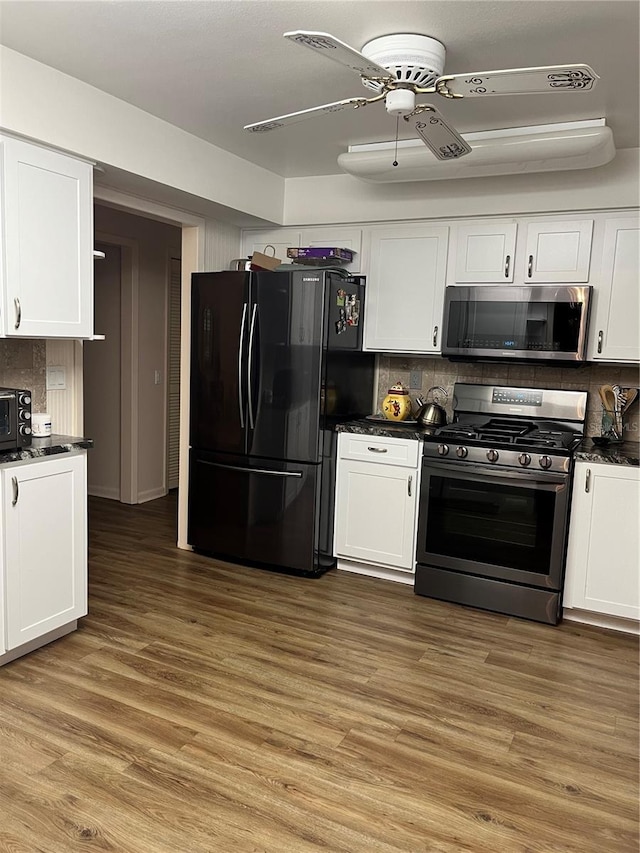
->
[518,453,532,467]
[18,393,31,406]
[539,455,553,470]
[18,424,31,436]
[19,409,31,421]
[456,446,468,459]
[486,449,499,463]
[437,443,449,456]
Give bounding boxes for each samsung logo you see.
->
[302,277,320,282]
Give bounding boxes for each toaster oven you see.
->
[0,388,32,451]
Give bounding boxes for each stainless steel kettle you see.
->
[415,386,448,427]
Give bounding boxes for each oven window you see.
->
[447,300,584,353]
[0,399,11,438]
[425,475,557,574]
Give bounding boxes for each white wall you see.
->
[0,46,284,226]
[283,149,640,225]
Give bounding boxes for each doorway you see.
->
[83,204,182,504]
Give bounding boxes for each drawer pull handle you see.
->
[11,476,19,506]
[367,446,388,453]
[408,475,412,497]
[585,468,591,493]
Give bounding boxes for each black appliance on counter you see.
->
[442,285,592,363]
[415,383,588,624]
[0,387,32,451]
[188,269,375,576]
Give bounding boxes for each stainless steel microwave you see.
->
[441,285,592,363]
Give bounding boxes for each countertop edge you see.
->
[0,435,93,464]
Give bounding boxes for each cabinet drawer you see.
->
[338,433,420,467]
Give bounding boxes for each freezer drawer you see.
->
[188,451,321,574]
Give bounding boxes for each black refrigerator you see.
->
[188,269,375,576]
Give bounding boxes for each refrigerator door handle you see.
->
[198,460,303,478]
[247,303,258,429]
[238,302,248,428]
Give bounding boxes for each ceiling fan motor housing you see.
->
[360,33,446,92]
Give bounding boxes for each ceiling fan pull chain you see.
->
[393,116,399,166]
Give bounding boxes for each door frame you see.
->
[92,186,206,547]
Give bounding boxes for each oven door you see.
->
[416,458,570,590]
[0,392,17,450]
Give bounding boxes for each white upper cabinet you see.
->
[364,223,449,352]
[522,219,593,282]
[241,229,302,266]
[588,216,639,363]
[0,136,94,338]
[454,221,518,283]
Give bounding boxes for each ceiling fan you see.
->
[244,31,599,161]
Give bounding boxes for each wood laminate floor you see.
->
[0,493,638,853]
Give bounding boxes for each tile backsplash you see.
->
[0,340,47,411]
[377,356,640,442]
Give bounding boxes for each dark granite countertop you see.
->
[0,434,93,464]
[574,439,639,467]
[336,418,437,441]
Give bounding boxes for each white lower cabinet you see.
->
[0,452,88,660]
[334,433,420,583]
[564,461,639,625]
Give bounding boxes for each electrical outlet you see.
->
[409,370,422,389]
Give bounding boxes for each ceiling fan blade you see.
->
[244,97,377,132]
[283,30,393,81]
[436,64,599,98]
[408,105,472,160]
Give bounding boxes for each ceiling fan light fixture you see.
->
[384,89,416,116]
[360,33,446,93]
[337,119,615,182]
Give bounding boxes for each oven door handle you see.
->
[422,459,568,487]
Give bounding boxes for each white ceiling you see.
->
[0,0,638,178]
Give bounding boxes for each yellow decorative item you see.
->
[382,381,413,421]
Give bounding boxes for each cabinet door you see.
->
[523,219,593,282]
[241,229,302,265]
[1,137,93,338]
[2,453,87,649]
[589,217,639,362]
[365,224,449,352]
[334,458,417,570]
[299,227,362,272]
[454,222,517,283]
[564,463,639,620]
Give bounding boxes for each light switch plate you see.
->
[46,366,67,390]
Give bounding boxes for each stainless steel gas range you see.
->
[414,383,587,625]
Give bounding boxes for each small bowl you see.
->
[590,436,611,447]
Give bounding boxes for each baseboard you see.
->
[0,621,78,667]
[88,485,120,500]
[336,558,415,585]
[137,486,168,504]
[563,607,639,635]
